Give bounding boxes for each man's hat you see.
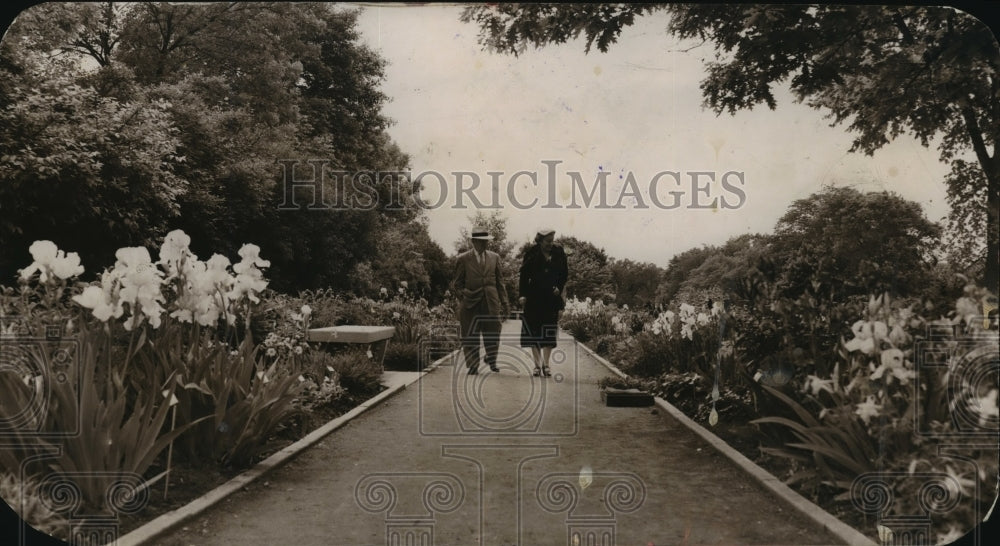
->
[470,227,493,240]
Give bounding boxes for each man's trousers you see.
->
[459,298,502,370]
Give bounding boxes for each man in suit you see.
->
[452,227,509,374]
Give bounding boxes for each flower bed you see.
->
[564,290,999,545]
[0,232,412,541]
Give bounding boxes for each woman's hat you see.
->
[470,227,493,240]
[535,229,555,241]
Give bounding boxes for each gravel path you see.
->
[149,321,846,546]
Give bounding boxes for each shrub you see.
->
[560,297,616,342]
[327,350,384,401]
[292,288,344,328]
[654,371,708,403]
[627,302,724,381]
[590,334,618,358]
[252,291,312,357]
[296,350,346,411]
[383,342,420,371]
[620,332,671,377]
[254,289,371,336]
[885,442,997,545]
[300,376,346,413]
[298,348,338,383]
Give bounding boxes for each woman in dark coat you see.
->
[518,229,568,377]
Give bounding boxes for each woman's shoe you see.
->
[533,368,541,377]
[542,367,552,377]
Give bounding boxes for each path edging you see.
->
[575,340,877,546]
[112,353,453,546]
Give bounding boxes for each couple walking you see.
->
[451,227,568,376]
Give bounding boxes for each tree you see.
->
[655,245,716,305]
[1,3,415,291]
[461,4,1000,291]
[673,234,770,305]
[0,62,186,279]
[554,236,615,303]
[294,7,395,170]
[0,2,130,68]
[609,258,662,309]
[767,187,941,300]
[352,218,451,304]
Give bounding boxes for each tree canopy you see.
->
[555,236,616,303]
[1,2,444,292]
[461,4,1000,291]
[609,258,661,309]
[767,187,941,300]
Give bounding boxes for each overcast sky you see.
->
[352,4,951,266]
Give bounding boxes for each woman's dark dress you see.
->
[519,244,568,348]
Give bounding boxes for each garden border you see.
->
[575,340,878,546]
[109,352,454,546]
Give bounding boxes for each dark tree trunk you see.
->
[986,169,999,293]
[960,106,999,293]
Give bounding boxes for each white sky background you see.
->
[352,4,951,266]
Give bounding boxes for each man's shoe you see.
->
[490,364,500,372]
